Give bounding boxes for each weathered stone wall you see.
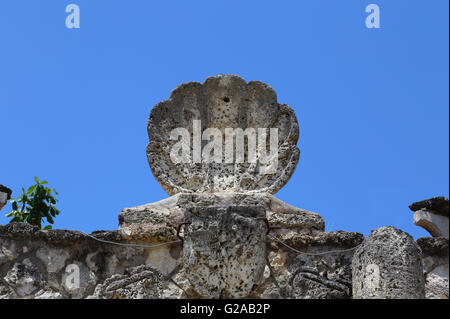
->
[1,194,447,299]
[417,237,449,299]
[1,205,363,299]
[0,223,168,299]
[408,197,449,299]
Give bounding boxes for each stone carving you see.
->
[288,266,351,299]
[146,74,300,195]
[118,193,325,242]
[182,206,267,298]
[352,226,425,299]
[268,231,363,299]
[88,265,183,299]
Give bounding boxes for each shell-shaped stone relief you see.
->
[147,74,299,195]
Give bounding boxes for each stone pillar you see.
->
[183,205,267,299]
[352,226,425,299]
[0,185,12,211]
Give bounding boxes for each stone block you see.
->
[182,205,267,298]
[414,209,449,238]
[352,226,425,299]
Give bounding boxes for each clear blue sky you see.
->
[0,0,448,239]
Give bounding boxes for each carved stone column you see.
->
[352,226,425,299]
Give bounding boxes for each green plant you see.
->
[6,177,60,230]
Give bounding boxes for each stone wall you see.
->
[2,219,445,299]
[0,198,364,299]
[0,191,447,299]
[417,237,449,299]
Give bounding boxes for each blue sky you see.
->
[0,0,448,239]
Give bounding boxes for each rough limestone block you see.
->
[0,192,7,210]
[409,197,449,238]
[352,226,425,299]
[146,74,300,195]
[286,266,351,299]
[118,193,325,242]
[417,237,449,299]
[267,231,363,299]
[36,247,70,273]
[413,209,449,238]
[0,185,12,211]
[409,197,449,217]
[87,265,183,299]
[4,258,44,297]
[183,206,267,298]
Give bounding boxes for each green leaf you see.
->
[46,215,54,224]
[43,225,52,230]
[6,177,60,229]
[27,185,36,195]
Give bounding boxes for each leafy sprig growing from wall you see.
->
[6,177,60,230]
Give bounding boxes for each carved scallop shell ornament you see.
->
[146,74,300,195]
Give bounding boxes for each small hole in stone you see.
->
[223,97,230,103]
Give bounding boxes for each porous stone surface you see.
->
[182,206,267,298]
[352,226,425,299]
[118,193,326,299]
[410,198,449,299]
[0,184,12,211]
[146,74,300,195]
[0,195,6,211]
[265,230,364,299]
[409,197,449,238]
[4,258,44,297]
[0,218,365,299]
[413,209,449,238]
[288,266,351,299]
[0,222,179,299]
[409,197,449,217]
[87,265,183,299]
[118,193,325,242]
[417,237,449,299]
